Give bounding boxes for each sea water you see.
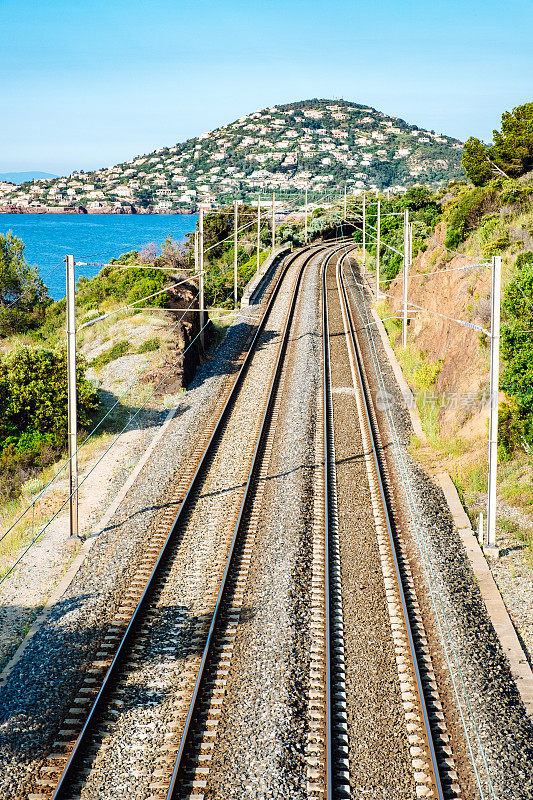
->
[0,214,199,299]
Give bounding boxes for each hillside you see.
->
[0,99,464,214]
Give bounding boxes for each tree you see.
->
[492,102,533,178]
[462,138,493,186]
[0,231,47,308]
[402,185,439,212]
[0,231,50,335]
[462,103,533,186]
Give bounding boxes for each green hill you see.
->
[0,99,465,213]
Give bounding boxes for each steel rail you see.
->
[48,243,324,799]
[322,249,335,800]
[321,246,359,800]
[334,249,445,800]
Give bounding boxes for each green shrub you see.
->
[0,346,98,500]
[0,346,97,442]
[498,398,532,457]
[501,251,533,419]
[137,337,160,354]
[75,263,169,311]
[444,185,499,249]
[0,437,62,502]
[482,235,510,259]
[500,185,533,206]
[90,340,130,368]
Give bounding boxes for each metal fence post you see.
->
[376,199,381,298]
[305,185,308,244]
[402,209,409,348]
[256,194,261,273]
[485,255,501,555]
[199,207,204,349]
[234,200,238,311]
[66,255,79,539]
[271,192,276,252]
[362,191,366,272]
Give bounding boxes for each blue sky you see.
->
[1,0,532,175]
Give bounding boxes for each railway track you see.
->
[24,239,463,800]
[28,242,348,800]
[323,245,462,799]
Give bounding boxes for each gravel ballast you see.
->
[195,248,325,799]
[325,252,417,799]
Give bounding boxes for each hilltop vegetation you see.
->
[0,99,464,213]
[463,102,533,186]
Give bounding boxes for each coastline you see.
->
[0,204,194,215]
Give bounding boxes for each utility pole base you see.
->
[483,545,500,558]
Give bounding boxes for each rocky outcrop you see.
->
[144,277,214,391]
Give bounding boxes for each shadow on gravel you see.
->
[0,593,94,758]
[498,542,527,558]
[185,321,277,392]
[100,496,185,535]
[334,453,367,467]
[197,461,309,503]
[91,389,190,438]
[0,596,256,774]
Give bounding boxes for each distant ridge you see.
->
[0,171,59,184]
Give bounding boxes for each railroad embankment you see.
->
[376,201,533,669]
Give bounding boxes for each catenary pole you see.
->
[66,255,79,539]
[402,208,409,348]
[305,185,308,244]
[234,200,238,311]
[199,207,205,348]
[376,199,381,298]
[486,255,502,553]
[256,194,261,273]
[271,192,276,252]
[362,191,366,272]
[344,182,347,219]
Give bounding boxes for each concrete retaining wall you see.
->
[240,245,291,308]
